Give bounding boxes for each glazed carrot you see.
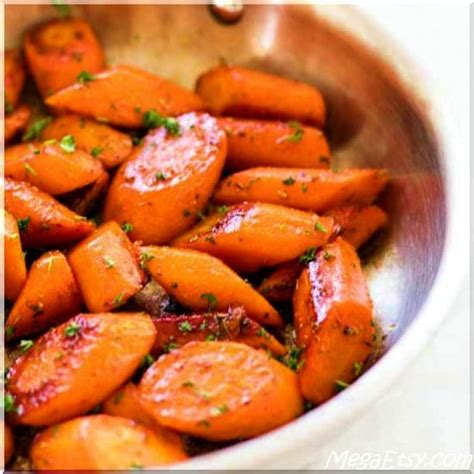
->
[104,113,227,244]
[4,423,14,466]
[293,237,374,404]
[139,341,303,441]
[5,50,25,109]
[326,205,388,248]
[214,167,389,213]
[30,415,188,470]
[141,246,283,327]
[133,280,174,318]
[3,210,27,301]
[173,202,334,273]
[5,105,31,143]
[5,141,104,195]
[151,307,287,357]
[4,178,94,248]
[46,65,204,127]
[6,312,156,425]
[218,117,330,170]
[258,261,303,303]
[6,251,82,340]
[68,222,144,312]
[24,18,104,97]
[196,66,326,127]
[41,115,133,169]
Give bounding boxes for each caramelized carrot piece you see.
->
[293,237,374,404]
[6,312,156,425]
[6,251,82,340]
[5,141,103,195]
[139,341,303,441]
[326,205,388,248]
[141,246,283,327]
[41,115,133,169]
[46,65,204,127]
[68,222,144,312]
[258,261,303,303]
[5,105,31,143]
[4,423,14,466]
[214,167,389,213]
[24,18,104,97]
[151,307,286,357]
[3,210,27,301]
[5,50,25,109]
[4,178,94,248]
[218,117,330,170]
[30,415,188,469]
[196,65,326,127]
[173,202,333,273]
[104,113,227,244]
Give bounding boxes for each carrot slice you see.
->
[5,141,104,195]
[30,415,188,469]
[151,307,286,357]
[41,115,133,169]
[46,65,204,127]
[218,117,330,170]
[293,237,374,404]
[6,312,156,425]
[141,246,283,327]
[4,423,14,466]
[173,202,333,273]
[4,178,94,248]
[139,341,303,441]
[196,66,326,127]
[3,210,27,301]
[326,205,388,248]
[6,251,82,340]
[258,261,303,303]
[104,112,227,244]
[24,18,104,97]
[5,105,31,143]
[214,167,389,213]
[68,222,144,312]
[5,50,25,109]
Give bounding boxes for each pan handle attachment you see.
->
[209,0,244,24]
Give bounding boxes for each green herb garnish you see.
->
[282,177,295,186]
[121,222,133,233]
[314,221,327,233]
[76,70,95,84]
[299,247,316,264]
[64,322,81,338]
[142,110,180,135]
[178,321,193,333]
[17,217,30,233]
[90,146,102,157]
[23,117,52,141]
[200,293,217,311]
[18,339,34,353]
[59,134,76,153]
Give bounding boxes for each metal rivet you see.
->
[209,0,244,25]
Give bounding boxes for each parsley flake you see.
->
[90,146,102,157]
[76,70,95,84]
[200,293,217,311]
[142,110,181,135]
[64,322,81,338]
[314,221,327,233]
[121,222,133,233]
[23,117,52,141]
[59,135,76,153]
[17,217,30,233]
[18,339,34,353]
[299,247,316,264]
[282,177,295,186]
[334,380,350,392]
[178,321,193,333]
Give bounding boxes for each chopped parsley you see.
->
[5,98,13,115]
[301,183,308,193]
[323,250,335,261]
[76,70,95,84]
[299,247,316,264]
[90,146,102,157]
[334,380,350,392]
[210,404,229,417]
[140,354,155,369]
[112,292,124,307]
[5,326,14,339]
[282,177,295,186]
[206,334,217,342]
[195,210,205,220]
[59,135,76,153]
[52,0,70,17]
[139,251,154,269]
[285,121,304,143]
[155,171,168,181]
[121,222,133,233]
[200,293,217,311]
[216,205,230,215]
[64,322,81,338]
[353,361,364,376]
[4,393,17,413]
[178,321,193,333]
[314,221,327,233]
[24,163,37,176]
[162,342,179,353]
[182,380,195,388]
[142,110,181,135]
[279,346,303,371]
[18,339,34,353]
[23,117,52,141]
[17,217,30,233]
[103,255,116,269]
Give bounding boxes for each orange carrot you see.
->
[5,141,104,195]
[41,115,133,169]
[67,222,144,312]
[4,423,14,466]
[104,112,227,244]
[6,312,156,425]
[6,251,82,340]
[139,341,303,441]
[258,261,303,303]
[24,18,104,97]
[214,167,389,213]
[173,202,333,273]
[293,237,374,404]
[151,306,286,357]
[4,178,95,248]
[3,210,27,301]
[46,65,204,127]
[5,105,31,143]
[5,50,25,109]
[218,117,330,170]
[141,246,282,327]
[30,415,188,469]
[196,65,326,127]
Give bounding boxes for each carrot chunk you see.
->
[293,237,374,404]
[24,18,104,97]
[218,117,330,170]
[5,50,25,109]
[196,66,326,127]
[68,222,144,312]
[104,112,227,244]
[4,423,14,466]
[5,105,31,143]
[46,65,204,127]
[30,415,188,469]
[139,341,303,441]
[6,312,156,425]
[258,261,303,303]
[174,202,333,273]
